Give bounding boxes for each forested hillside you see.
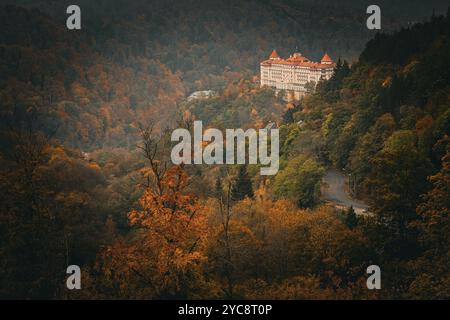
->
[277,11,450,298]
[0,5,185,151]
[3,0,449,92]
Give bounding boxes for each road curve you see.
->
[321,169,369,215]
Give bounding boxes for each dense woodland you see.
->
[0,2,449,299]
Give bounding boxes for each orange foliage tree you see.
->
[96,127,212,299]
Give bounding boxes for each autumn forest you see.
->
[0,0,449,300]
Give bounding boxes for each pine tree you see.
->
[282,103,301,124]
[282,107,295,124]
[345,206,358,229]
[231,165,254,201]
[215,176,223,198]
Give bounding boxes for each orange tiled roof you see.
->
[321,53,333,63]
[262,51,335,69]
[269,49,280,59]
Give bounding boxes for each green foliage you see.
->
[349,113,396,196]
[344,206,358,229]
[231,165,254,201]
[282,104,301,125]
[316,59,351,102]
[360,13,450,65]
[367,130,432,219]
[272,156,325,208]
[187,81,284,128]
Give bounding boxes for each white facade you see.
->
[187,90,218,102]
[260,50,335,100]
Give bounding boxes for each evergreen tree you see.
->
[215,175,223,198]
[282,103,301,124]
[231,165,254,201]
[345,206,358,229]
[282,107,295,124]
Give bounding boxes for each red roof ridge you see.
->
[321,53,333,63]
[261,50,335,68]
[269,49,280,59]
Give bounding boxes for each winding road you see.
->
[321,169,370,215]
